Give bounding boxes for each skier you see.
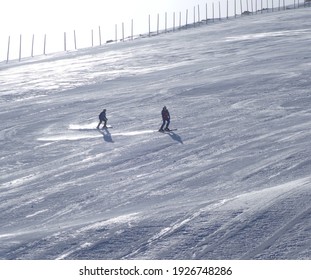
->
[159,106,170,132]
[96,109,108,129]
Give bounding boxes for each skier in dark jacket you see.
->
[97,109,108,129]
[159,106,170,132]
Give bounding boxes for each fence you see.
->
[1,0,310,64]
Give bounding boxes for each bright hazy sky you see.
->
[1,0,296,35]
[1,0,229,59]
[1,0,219,35]
[0,0,296,60]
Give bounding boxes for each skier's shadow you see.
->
[98,128,114,143]
[167,131,183,144]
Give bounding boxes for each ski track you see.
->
[1,8,311,259]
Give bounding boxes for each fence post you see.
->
[31,34,34,57]
[235,0,237,17]
[19,34,22,61]
[131,19,133,40]
[173,12,175,31]
[246,0,249,12]
[198,5,201,24]
[267,0,269,11]
[227,0,229,19]
[6,36,10,63]
[115,24,117,42]
[179,11,182,29]
[186,9,188,28]
[213,3,215,22]
[148,15,151,36]
[122,22,124,41]
[165,12,167,33]
[219,1,221,20]
[74,30,77,49]
[206,3,208,23]
[64,32,66,51]
[194,6,196,27]
[98,26,101,46]
[157,13,159,34]
[43,34,46,55]
[240,0,243,14]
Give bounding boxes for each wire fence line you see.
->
[1,0,310,64]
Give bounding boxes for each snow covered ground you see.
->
[0,7,310,260]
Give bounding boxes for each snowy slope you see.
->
[0,7,311,260]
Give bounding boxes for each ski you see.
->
[158,129,177,133]
[98,125,113,129]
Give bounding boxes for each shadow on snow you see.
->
[98,128,114,143]
[165,131,183,144]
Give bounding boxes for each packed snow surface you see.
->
[0,8,311,259]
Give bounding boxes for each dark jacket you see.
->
[99,110,107,121]
[161,108,170,121]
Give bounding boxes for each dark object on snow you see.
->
[97,109,108,129]
[159,106,170,132]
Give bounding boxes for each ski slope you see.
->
[0,7,311,260]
